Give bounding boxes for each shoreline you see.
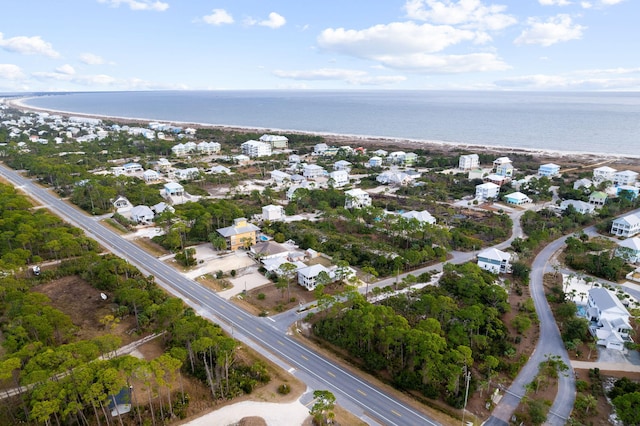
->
[7,96,640,164]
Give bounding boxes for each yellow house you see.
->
[217,218,260,250]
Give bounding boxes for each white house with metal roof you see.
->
[586,287,633,351]
[477,248,512,273]
[611,212,640,237]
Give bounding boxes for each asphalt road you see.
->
[0,164,442,426]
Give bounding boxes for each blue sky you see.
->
[0,0,637,92]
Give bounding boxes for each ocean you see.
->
[20,90,640,156]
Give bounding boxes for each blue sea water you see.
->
[21,90,640,156]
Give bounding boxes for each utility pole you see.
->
[462,366,471,426]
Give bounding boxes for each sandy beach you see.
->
[6,96,640,166]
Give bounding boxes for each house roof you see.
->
[131,205,153,217]
[618,237,640,251]
[217,221,260,237]
[164,182,184,190]
[589,191,608,200]
[589,288,629,316]
[297,264,330,278]
[505,192,531,201]
[251,241,289,257]
[477,248,511,262]
[345,188,369,197]
[594,166,617,173]
[613,213,640,227]
[401,210,435,223]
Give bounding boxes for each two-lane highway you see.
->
[0,164,442,426]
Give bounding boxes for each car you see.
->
[32,265,41,276]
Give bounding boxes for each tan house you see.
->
[217,218,260,250]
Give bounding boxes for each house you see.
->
[373,149,388,157]
[376,170,412,186]
[593,166,617,183]
[538,163,560,177]
[271,170,292,185]
[123,163,143,174]
[163,182,184,197]
[250,241,290,260]
[586,287,633,350]
[475,182,500,201]
[313,143,329,155]
[173,167,200,181]
[209,165,231,174]
[130,205,154,224]
[402,152,418,166]
[617,185,639,200]
[151,201,174,215]
[613,170,638,186]
[241,140,272,158]
[154,158,172,171]
[297,264,333,291]
[573,178,593,190]
[302,164,325,179]
[485,173,510,186]
[171,143,189,157]
[387,151,406,164]
[197,141,221,154]
[344,188,372,209]
[288,154,301,165]
[493,157,512,169]
[504,192,532,205]
[615,237,640,263]
[113,196,133,212]
[216,218,260,250]
[333,160,352,172]
[233,154,250,164]
[477,248,512,273]
[560,199,596,215]
[401,210,436,225]
[611,212,640,237]
[589,191,608,207]
[368,156,383,168]
[329,170,349,188]
[495,162,514,178]
[143,169,160,182]
[459,154,480,171]
[259,134,288,149]
[262,204,285,222]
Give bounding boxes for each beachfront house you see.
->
[610,212,640,238]
[477,248,512,274]
[613,170,638,187]
[615,237,640,263]
[504,191,532,205]
[475,182,500,201]
[216,218,260,251]
[538,163,561,177]
[259,134,288,149]
[459,154,479,171]
[593,166,617,183]
[241,140,272,158]
[344,188,372,209]
[586,287,633,351]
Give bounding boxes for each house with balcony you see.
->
[197,141,221,154]
[302,164,325,179]
[241,140,272,158]
[459,154,479,171]
[593,166,617,183]
[259,134,288,149]
[329,170,349,188]
[216,218,260,251]
[538,163,560,177]
[297,264,334,291]
[477,248,512,273]
[130,205,155,224]
[589,191,608,208]
[262,205,285,222]
[613,170,638,186]
[586,287,633,351]
[475,182,500,201]
[560,199,596,215]
[163,182,184,197]
[333,160,352,172]
[313,143,329,155]
[344,188,372,209]
[368,156,383,168]
[143,169,160,182]
[611,212,640,237]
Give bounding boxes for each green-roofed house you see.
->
[588,191,608,208]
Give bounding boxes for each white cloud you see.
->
[202,9,234,26]
[273,68,406,85]
[376,52,510,73]
[404,0,517,31]
[56,64,76,75]
[80,53,106,65]
[538,0,572,5]
[318,21,477,57]
[259,12,286,29]
[73,74,118,86]
[514,14,585,46]
[97,0,169,12]
[0,64,24,80]
[495,67,640,90]
[0,33,60,58]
